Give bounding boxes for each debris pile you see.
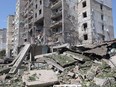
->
[0,40,116,87]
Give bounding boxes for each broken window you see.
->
[35,4,37,9]
[24,39,27,42]
[39,9,42,15]
[83,12,87,18]
[101,14,104,20]
[102,24,104,31]
[40,0,42,5]
[82,1,87,8]
[35,13,37,18]
[102,35,105,41]
[100,4,103,10]
[83,23,87,31]
[84,34,88,40]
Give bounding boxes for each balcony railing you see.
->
[51,0,62,10]
[51,9,62,18]
[50,20,62,28]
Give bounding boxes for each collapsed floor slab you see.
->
[22,70,58,87]
[9,43,31,74]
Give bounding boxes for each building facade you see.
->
[6,0,114,57]
[47,0,79,46]
[22,0,80,46]
[78,0,114,44]
[21,0,114,46]
[0,28,6,51]
[13,0,26,56]
[22,0,51,45]
[6,15,15,57]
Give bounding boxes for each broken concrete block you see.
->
[73,66,79,73]
[93,77,116,87]
[109,55,116,68]
[46,59,64,71]
[0,75,6,81]
[35,56,64,71]
[94,78,107,86]
[94,60,102,65]
[70,77,82,84]
[86,71,95,81]
[0,67,11,74]
[22,70,58,87]
[47,54,76,67]
[35,52,57,59]
[86,65,99,81]
[67,71,75,77]
[63,52,83,61]
[17,69,24,76]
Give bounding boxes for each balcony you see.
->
[28,0,33,5]
[24,23,28,29]
[51,9,62,19]
[51,0,62,10]
[28,18,33,24]
[50,20,62,28]
[51,27,62,34]
[28,13,33,19]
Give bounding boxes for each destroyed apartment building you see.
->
[0,0,115,87]
[6,0,114,57]
[1,39,116,87]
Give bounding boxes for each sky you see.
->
[0,0,115,37]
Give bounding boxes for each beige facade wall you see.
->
[78,0,114,45]
[6,15,15,57]
[0,29,6,51]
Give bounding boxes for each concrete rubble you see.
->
[0,40,116,87]
[22,70,58,87]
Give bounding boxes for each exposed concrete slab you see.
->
[46,54,76,67]
[35,52,57,59]
[63,52,83,61]
[35,57,64,71]
[52,43,70,51]
[46,59,64,71]
[22,70,58,87]
[8,51,22,67]
[108,55,116,68]
[9,44,31,74]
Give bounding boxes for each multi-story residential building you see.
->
[33,0,51,45]
[22,0,114,46]
[21,0,80,47]
[22,0,51,45]
[78,0,114,44]
[0,28,6,51]
[48,0,79,46]
[6,15,15,58]
[13,0,26,56]
[21,0,35,44]
[8,0,114,56]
